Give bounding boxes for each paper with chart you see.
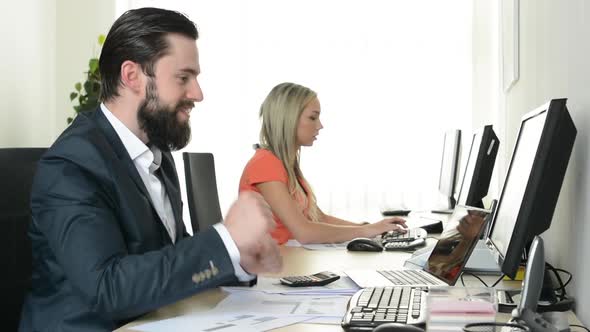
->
[132,312,311,332]
[221,275,360,296]
[212,292,349,318]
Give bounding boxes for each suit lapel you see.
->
[92,109,153,204]
[92,108,184,242]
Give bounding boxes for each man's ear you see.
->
[120,60,144,95]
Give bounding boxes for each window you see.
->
[118,0,473,231]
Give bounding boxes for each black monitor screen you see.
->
[487,99,576,278]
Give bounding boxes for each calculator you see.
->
[279,271,340,287]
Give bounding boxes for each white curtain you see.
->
[117,0,473,233]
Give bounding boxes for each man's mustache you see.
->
[176,100,195,112]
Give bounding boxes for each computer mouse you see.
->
[346,238,383,252]
[373,323,425,332]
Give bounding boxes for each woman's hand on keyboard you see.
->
[363,217,408,237]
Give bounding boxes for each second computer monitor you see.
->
[456,125,499,209]
[437,129,461,210]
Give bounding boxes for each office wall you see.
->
[0,0,115,148]
[55,0,115,136]
[474,0,590,325]
[0,0,57,147]
[471,0,501,203]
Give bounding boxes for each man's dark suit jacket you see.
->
[20,109,239,331]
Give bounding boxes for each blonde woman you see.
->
[239,82,407,245]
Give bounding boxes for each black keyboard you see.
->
[382,228,428,243]
[341,286,427,331]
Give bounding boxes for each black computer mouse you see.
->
[346,238,383,252]
[373,323,425,332]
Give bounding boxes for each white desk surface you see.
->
[116,239,583,331]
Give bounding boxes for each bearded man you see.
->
[20,8,281,332]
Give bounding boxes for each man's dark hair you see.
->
[99,7,198,101]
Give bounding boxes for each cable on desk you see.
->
[545,262,572,301]
[459,272,503,289]
[459,272,488,287]
[491,274,505,287]
[570,324,590,332]
[521,259,573,303]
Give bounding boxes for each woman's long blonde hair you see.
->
[259,82,320,222]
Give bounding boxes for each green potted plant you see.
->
[68,34,106,124]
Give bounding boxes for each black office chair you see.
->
[182,152,223,234]
[0,148,46,331]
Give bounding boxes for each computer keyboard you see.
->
[382,228,427,242]
[341,286,427,331]
[383,238,426,251]
[378,269,441,286]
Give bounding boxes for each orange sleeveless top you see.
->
[239,149,311,244]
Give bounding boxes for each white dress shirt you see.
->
[101,104,254,281]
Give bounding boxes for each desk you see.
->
[118,242,583,331]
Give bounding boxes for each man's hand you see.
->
[224,192,283,274]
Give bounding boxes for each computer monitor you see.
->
[486,98,576,279]
[437,129,461,210]
[456,125,499,209]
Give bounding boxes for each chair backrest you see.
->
[0,148,46,331]
[182,152,223,234]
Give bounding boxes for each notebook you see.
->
[346,205,491,288]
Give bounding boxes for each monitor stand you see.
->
[464,240,501,273]
[431,195,456,214]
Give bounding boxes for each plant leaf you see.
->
[89,58,99,74]
[92,82,101,93]
[83,81,92,94]
[68,34,105,124]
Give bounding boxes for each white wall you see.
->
[0,0,56,147]
[0,0,115,148]
[474,0,590,325]
[56,0,116,135]
[471,0,501,203]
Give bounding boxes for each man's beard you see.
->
[137,79,193,151]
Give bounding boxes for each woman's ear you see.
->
[120,60,144,95]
